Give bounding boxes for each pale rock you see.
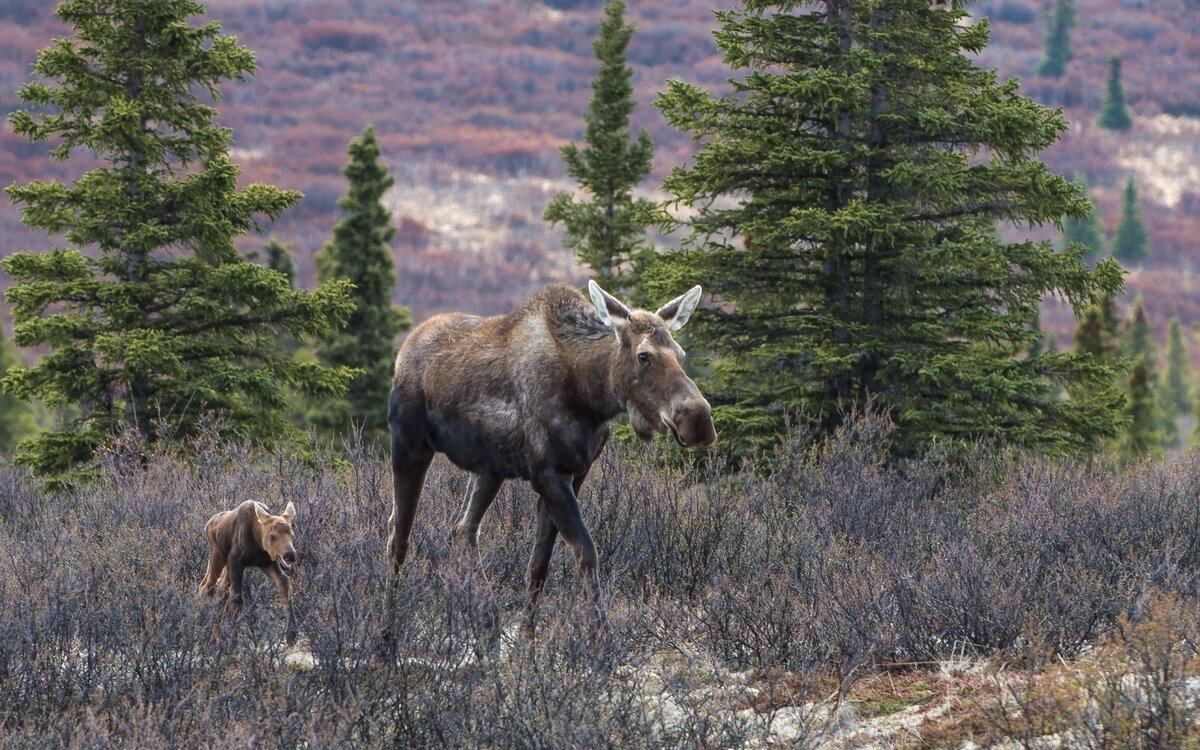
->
[284,651,316,673]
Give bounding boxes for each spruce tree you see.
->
[3,0,355,482]
[1097,56,1133,131]
[312,126,411,445]
[262,237,302,357]
[1037,0,1075,78]
[1123,295,1176,447]
[1113,178,1149,263]
[0,329,35,456]
[1061,174,1104,261]
[1123,295,1156,376]
[1122,358,1160,462]
[1074,304,1117,364]
[1163,317,1192,416]
[543,0,661,294]
[650,0,1125,456]
[263,237,297,287]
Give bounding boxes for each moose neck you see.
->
[569,332,629,423]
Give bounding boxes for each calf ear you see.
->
[254,503,270,525]
[656,285,703,331]
[588,279,631,335]
[281,501,297,523]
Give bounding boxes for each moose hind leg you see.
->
[452,472,504,550]
[198,547,226,599]
[387,449,434,577]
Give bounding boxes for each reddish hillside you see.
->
[1,0,1198,351]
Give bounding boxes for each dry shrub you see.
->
[991,593,1200,749]
[0,413,1198,746]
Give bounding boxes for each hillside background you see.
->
[1,0,1198,355]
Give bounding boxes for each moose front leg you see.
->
[266,563,296,645]
[531,473,601,608]
[522,501,560,635]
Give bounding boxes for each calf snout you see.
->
[277,546,298,573]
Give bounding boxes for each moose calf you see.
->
[199,500,299,644]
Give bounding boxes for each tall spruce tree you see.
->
[650,0,1125,457]
[1163,317,1192,416]
[3,0,354,482]
[1123,295,1176,447]
[1097,56,1133,131]
[1124,295,1156,375]
[312,126,411,445]
[1113,178,1150,263]
[1037,0,1075,78]
[544,0,661,294]
[1074,304,1118,364]
[1061,174,1104,260]
[1122,358,1160,462]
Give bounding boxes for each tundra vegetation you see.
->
[0,415,1197,747]
[1,1,1199,746]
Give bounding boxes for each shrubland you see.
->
[0,412,1196,747]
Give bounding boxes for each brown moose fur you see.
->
[199,500,298,644]
[385,281,715,633]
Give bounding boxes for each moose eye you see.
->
[269,534,276,544]
[637,351,650,365]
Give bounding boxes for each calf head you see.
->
[255,502,298,575]
[588,280,717,448]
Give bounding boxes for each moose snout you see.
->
[666,399,717,448]
[278,547,298,572]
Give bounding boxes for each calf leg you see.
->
[198,547,226,599]
[452,472,504,550]
[226,560,247,620]
[266,564,296,646]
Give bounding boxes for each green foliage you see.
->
[1097,55,1133,131]
[1037,0,1075,78]
[651,0,1126,458]
[0,329,36,456]
[1112,178,1150,263]
[264,236,297,287]
[1122,358,1161,462]
[1123,295,1156,375]
[1163,317,1192,416]
[1074,304,1117,364]
[2,0,355,483]
[312,126,411,445]
[544,0,662,296]
[1061,174,1104,261]
[1123,296,1177,448]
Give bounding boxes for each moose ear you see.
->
[254,503,270,525]
[655,285,702,332]
[588,279,631,333]
[281,501,297,523]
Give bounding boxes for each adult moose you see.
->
[385,280,716,631]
